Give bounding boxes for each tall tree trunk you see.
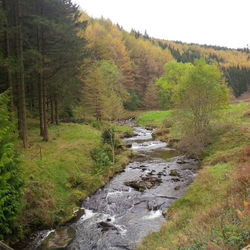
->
[38,74,44,136]
[55,96,59,125]
[3,0,14,111]
[36,0,47,139]
[16,0,28,148]
[42,81,49,141]
[50,98,55,124]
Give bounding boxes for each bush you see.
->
[90,119,103,129]
[91,145,112,174]
[0,92,23,239]
[102,127,120,148]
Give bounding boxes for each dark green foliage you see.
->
[22,0,87,121]
[178,49,201,63]
[212,226,250,249]
[0,92,23,239]
[130,29,143,39]
[91,145,112,174]
[223,66,250,96]
[124,90,140,111]
[102,127,121,148]
[102,127,115,145]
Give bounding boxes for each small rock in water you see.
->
[147,200,164,211]
[147,170,155,176]
[176,159,187,164]
[171,178,180,182]
[169,170,181,177]
[157,171,164,177]
[174,186,180,190]
[98,221,117,232]
[65,208,85,224]
[126,143,132,148]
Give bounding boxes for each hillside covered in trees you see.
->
[0,0,249,248]
[155,39,250,97]
[1,0,250,147]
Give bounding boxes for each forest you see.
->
[1,0,250,147]
[0,0,249,249]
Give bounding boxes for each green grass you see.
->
[137,110,172,127]
[138,102,250,250]
[113,124,133,137]
[20,122,131,231]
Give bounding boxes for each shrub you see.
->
[102,127,120,148]
[91,145,112,174]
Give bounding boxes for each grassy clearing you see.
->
[20,122,131,233]
[138,102,250,250]
[137,110,172,127]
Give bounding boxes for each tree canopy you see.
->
[156,59,229,156]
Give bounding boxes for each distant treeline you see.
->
[154,39,250,97]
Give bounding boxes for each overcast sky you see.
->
[74,0,249,49]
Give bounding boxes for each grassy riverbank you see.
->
[137,102,250,249]
[137,110,172,127]
[18,122,132,239]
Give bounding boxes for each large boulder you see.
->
[124,176,162,192]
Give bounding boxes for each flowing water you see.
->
[31,124,198,250]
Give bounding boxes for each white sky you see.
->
[74,0,250,49]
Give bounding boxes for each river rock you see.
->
[174,186,180,190]
[98,221,117,232]
[146,170,156,176]
[147,200,164,211]
[169,169,181,177]
[40,226,75,250]
[124,176,162,192]
[65,208,85,224]
[157,171,166,177]
[125,143,132,148]
[176,159,187,164]
[171,178,180,182]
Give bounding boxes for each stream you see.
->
[31,123,198,250]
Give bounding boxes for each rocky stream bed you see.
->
[29,124,198,250]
